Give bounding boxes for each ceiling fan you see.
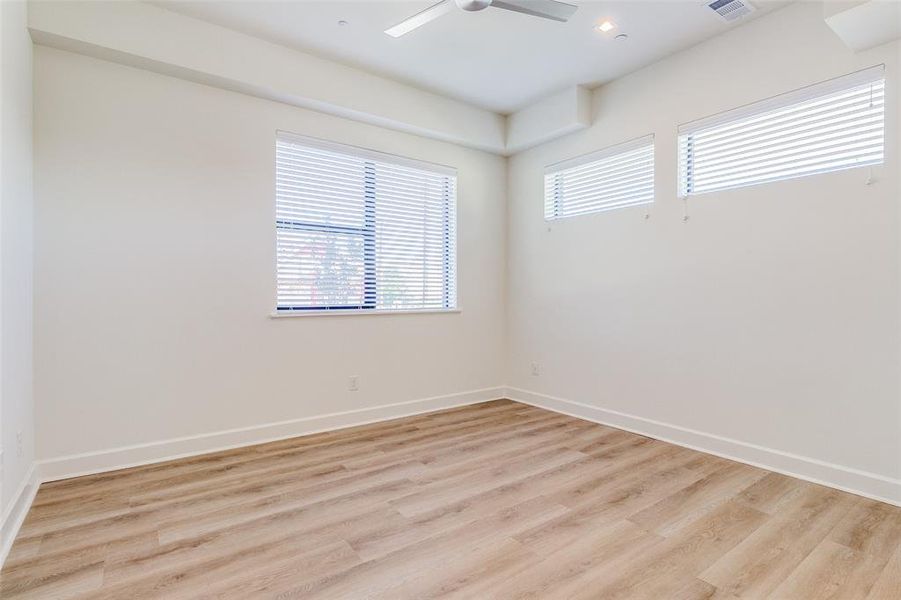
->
[385,0,579,38]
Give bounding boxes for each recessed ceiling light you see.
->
[615,33,628,41]
[596,20,615,33]
[337,20,349,27]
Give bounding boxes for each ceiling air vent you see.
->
[708,0,755,22]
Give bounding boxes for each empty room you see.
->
[1,0,900,597]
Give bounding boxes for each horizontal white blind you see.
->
[678,66,885,196]
[276,133,456,312]
[544,135,654,220]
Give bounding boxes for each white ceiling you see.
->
[154,0,789,114]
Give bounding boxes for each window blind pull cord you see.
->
[681,196,690,223]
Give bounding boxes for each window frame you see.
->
[544,134,655,221]
[273,132,458,316]
[677,65,885,197]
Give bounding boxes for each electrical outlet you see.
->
[348,376,359,391]
[530,362,540,376]
[16,431,23,457]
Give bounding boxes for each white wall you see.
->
[506,2,901,498]
[29,1,901,504]
[0,0,36,532]
[33,46,506,465]
[27,0,507,154]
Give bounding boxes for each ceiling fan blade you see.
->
[489,0,578,22]
[385,0,455,37]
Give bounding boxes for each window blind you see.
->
[678,65,885,196]
[276,133,457,312]
[544,135,655,220]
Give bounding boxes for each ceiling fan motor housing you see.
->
[386,0,576,38]
[456,0,493,12]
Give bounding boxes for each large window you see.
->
[679,66,885,196]
[544,135,655,220]
[275,133,456,313]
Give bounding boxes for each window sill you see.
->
[270,308,461,318]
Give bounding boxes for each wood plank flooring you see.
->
[2,400,899,599]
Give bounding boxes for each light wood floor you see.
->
[2,400,899,599]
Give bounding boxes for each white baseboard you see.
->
[38,386,506,483]
[0,463,40,568]
[0,386,504,570]
[505,387,901,507]
[6,383,897,572]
